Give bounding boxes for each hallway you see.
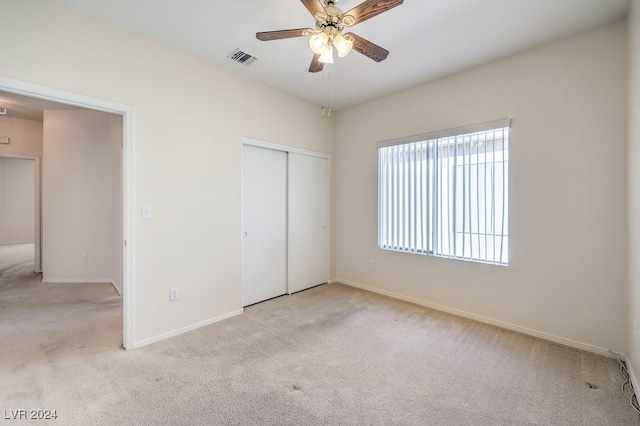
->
[0,243,122,374]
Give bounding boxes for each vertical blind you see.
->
[378,120,510,265]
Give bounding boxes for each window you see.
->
[378,119,510,265]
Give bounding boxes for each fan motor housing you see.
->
[316,5,346,33]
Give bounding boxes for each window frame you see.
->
[377,119,510,266]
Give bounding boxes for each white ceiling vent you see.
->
[228,49,258,66]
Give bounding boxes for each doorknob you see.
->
[243,232,248,237]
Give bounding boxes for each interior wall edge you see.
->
[627,0,640,394]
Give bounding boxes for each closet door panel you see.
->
[288,153,329,293]
[241,145,287,306]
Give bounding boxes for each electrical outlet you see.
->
[368,259,374,269]
[81,253,87,262]
[170,288,180,301]
[141,206,153,220]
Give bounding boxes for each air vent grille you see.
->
[228,49,258,66]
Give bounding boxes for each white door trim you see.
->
[0,76,136,350]
[241,136,330,160]
[0,154,41,272]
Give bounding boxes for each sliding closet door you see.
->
[241,145,287,306]
[288,153,329,293]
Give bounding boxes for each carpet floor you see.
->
[1,243,639,425]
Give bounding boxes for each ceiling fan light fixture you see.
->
[333,32,353,57]
[342,14,356,26]
[314,11,328,21]
[309,32,330,54]
[256,0,403,73]
[319,45,334,64]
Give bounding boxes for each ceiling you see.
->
[5,0,633,115]
[0,92,81,122]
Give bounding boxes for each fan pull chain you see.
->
[321,63,332,118]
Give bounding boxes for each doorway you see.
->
[0,155,40,272]
[0,76,135,349]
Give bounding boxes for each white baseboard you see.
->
[42,278,115,285]
[133,308,244,349]
[41,279,122,295]
[111,281,122,295]
[336,278,617,358]
[626,357,640,396]
[0,241,34,245]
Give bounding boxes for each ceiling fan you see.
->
[256,0,403,73]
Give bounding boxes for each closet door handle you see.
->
[243,232,248,237]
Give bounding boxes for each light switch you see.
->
[141,206,153,220]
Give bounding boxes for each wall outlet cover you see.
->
[170,288,179,301]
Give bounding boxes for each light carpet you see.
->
[1,243,638,425]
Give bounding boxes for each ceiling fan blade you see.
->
[300,0,326,17]
[309,54,324,73]
[343,0,404,26]
[344,33,389,62]
[256,28,313,41]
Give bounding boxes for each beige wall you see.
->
[0,0,334,344]
[335,22,628,353]
[0,116,42,247]
[628,0,640,378]
[42,109,120,284]
[0,157,35,243]
[0,116,43,157]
